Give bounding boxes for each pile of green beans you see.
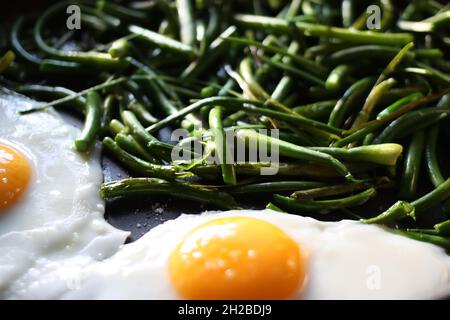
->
[1,0,449,250]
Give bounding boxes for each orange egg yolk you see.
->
[168,217,305,300]
[0,144,31,213]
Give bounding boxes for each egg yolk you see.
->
[0,144,31,212]
[168,217,305,300]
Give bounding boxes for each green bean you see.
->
[129,59,183,102]
[328,77,375,128]
[199,79,236,119]
[222,111,247,127]
[101,178,238,210]
[235,129,355,181]
[362,201,415,224]
[16,84,86,113]
[257,55,326,87]
[128,100,158,126]
[134,70,178,116]
[393,230,450,250]
[434,220,450,236]
[121,79,152,108]
[380,0,395,31]
[80,5,122,29]
[400,2,419,21]
[404,64,450,86]
[204,5,220,49]
[266,202,285,212]
[322,44,431,68]
[373,108,450,144]
[169,84,202,99]
[345,44,411,130]
[399,131,425,200]
[181,26,237,79]
[438,94,450,108]
[147,96,343,136]
[366,178,450,224]
[176,0,196,47]
[75,91,102,152]
[293,100,337,121]
[325,65,353,91]
[19,76,130,114]
[376,42,414,85]
[12,21,85,75]
[129,24,196,58]
[114,133,158,163]
[425,127,445,188]
[224,36,327,77]
[96,0,148,21]
[108,39,130,59]
[229,181,326,194]
[398,10,450,32]
[103,137,177,180]
[412,178,450,215]
[273,188,376,213]
[178,125,265,148]
[405,228,439,236]
[305,43,352,59]
[321,45,409,67]
[145,97,264,133]
[34,2,128,70]
[291,180,379,200]
[277,131,317,147]
[238,57,271,100]
[209,107,237,185]
[334,126,379,148]
[310,144,403,166]
[80,12,109,32]
[351,78,397,129]
[377,92,424,119]
[378,87,429,106]
[249,32,286,82]
[234,14,413,46]
[413,48,444,59]
[121,110,166,161]
[154,0,179,34]
[109,119,128,136]
[39,59,89,74]
[192,162,379,181]
[0,51,15,73]
[271,73,293,104]
[11,16,41,65]
[350,6,369,30]
[350,93,444,135]
[436,99,450,191]
[150,138,199,162]
[270,41,300,102]
[101,94,119,135]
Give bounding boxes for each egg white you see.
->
[0,89,129,298]
[18,209,450,300]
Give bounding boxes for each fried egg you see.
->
[12,209,449,300]
[0,89,129,298]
